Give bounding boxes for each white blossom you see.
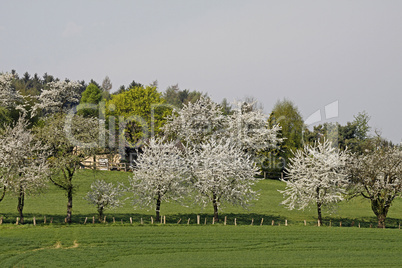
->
[189,138,260,221]
[0,73,24,108]
[0,117,49,224]
[0,117,49,193]
[32,80,81,116]
[163,96,226,145]
[279,139,349,225]
[226,101,282,153]
[129,138,189,220]
[349,146,402,228]
[85,180,125,221]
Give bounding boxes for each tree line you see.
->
[0,70,401,228]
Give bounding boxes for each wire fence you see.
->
[2,215,401,229]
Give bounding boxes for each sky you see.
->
[0,0,401,143]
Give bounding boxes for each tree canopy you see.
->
[78,83,103,117]
[106,85,172,148]
[348,143,402,228]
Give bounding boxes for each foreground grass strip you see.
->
[0,225,402,267]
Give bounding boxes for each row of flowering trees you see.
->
[129,97,282,223]
[0,71,283,224]
[1,72,401,228]
[87,95,402,228]
[0,73,100,224]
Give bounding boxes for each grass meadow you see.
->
[1,170,402,267]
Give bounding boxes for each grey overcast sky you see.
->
[0,0,401,143]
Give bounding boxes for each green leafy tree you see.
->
[163,84,206,109]
[101,76,112,100]
[106,85,171,148]
[266,99,304,176]
[78,83,102,117]
[303,111,372,154]
[220,98,232,115]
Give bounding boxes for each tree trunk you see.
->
[155,194,161,222]
[17,186,25,225]
[0,185,6,202]
[212,194,219,223]
[317,201,322,226]
[316,187,322,226]
[97,206,104,222]
[371,199,389,228]
[66,187,73,224]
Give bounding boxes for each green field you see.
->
[1,225,402,267]
[1,170,402,267]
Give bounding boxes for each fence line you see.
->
[80,160,132,172]
[1,215,400,229]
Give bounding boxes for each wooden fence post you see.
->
[187,218,190,225]
[271,220,274,226]
[16,217,19,225]
[92,216,95,224]
[358,222,361,228]
[177,218,181,224]
[204,218,207,225]
[250,219,254,226]
[234,218,237,226]
[260,218,264,226]
[33,217,36,226]
[304,220,306,226]
[285,219,288,226]
[197,215,200,225]
[141,218,143,225]
[224,216,227,226]
[318,220,320,227]
[340,221,342,227]
[44,216,46,224]
[163,216,166,224]
[84,217,88,225]
[130,217,133,224]
[0,216,3,225]
[212,217,215,225]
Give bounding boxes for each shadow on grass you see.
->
[0,212,286,226]
[1,212,401,229]
[316,216,402,229]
